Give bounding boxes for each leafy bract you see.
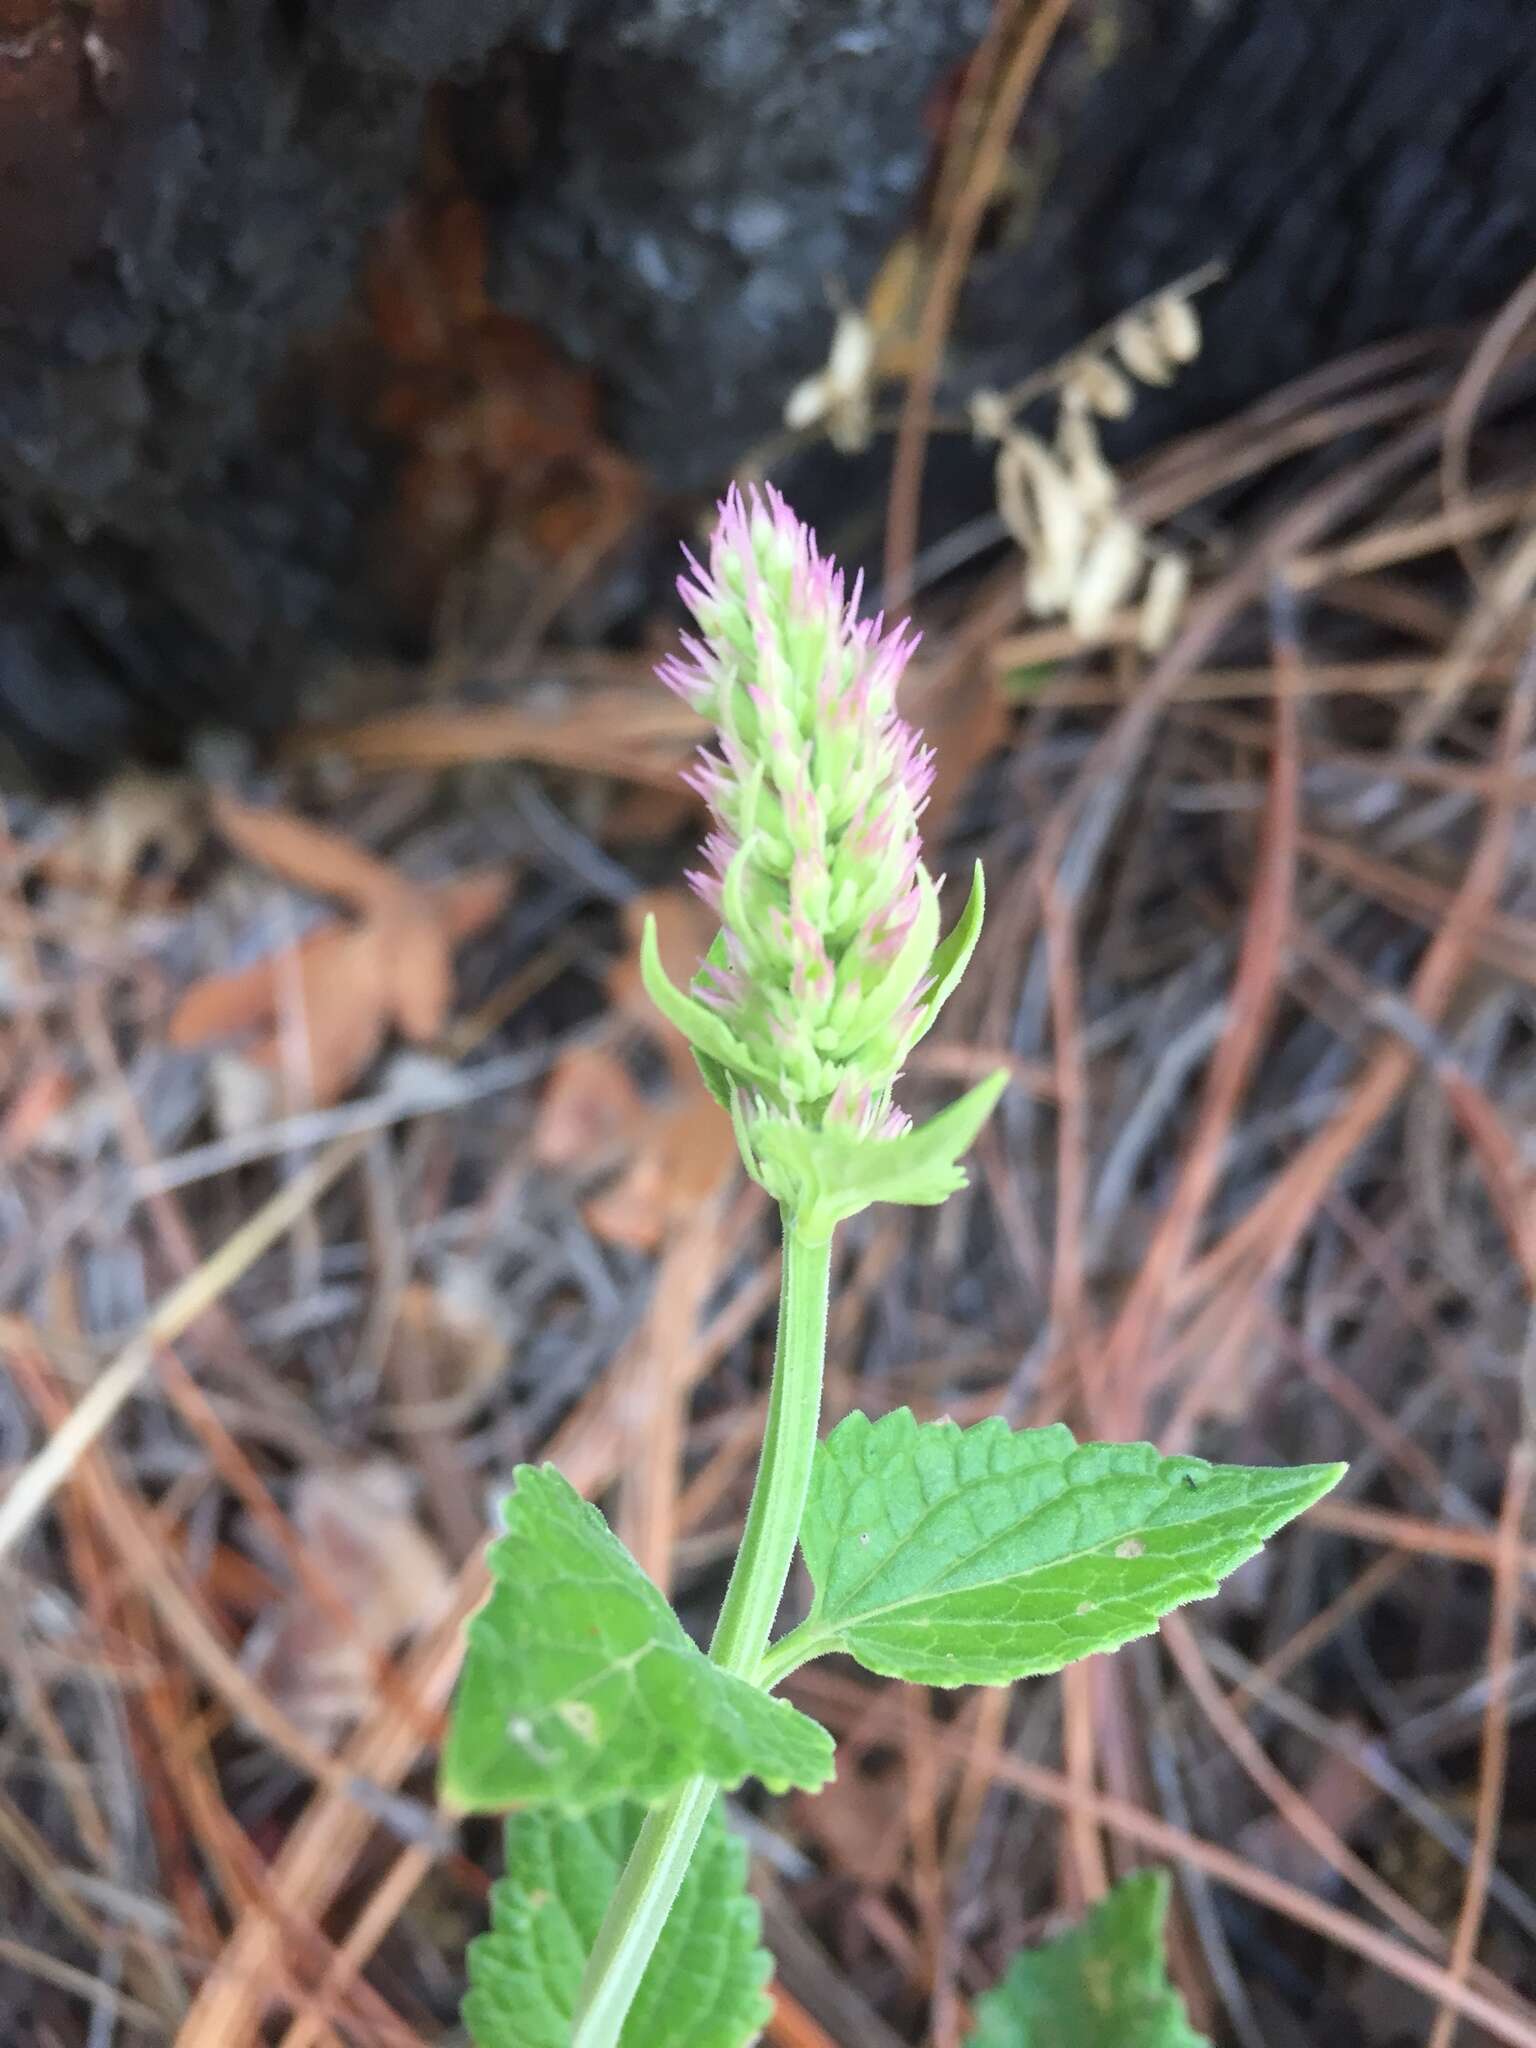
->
[789,1410,1343,1686]
[966,1871,1209,2047]
[901,860,987,1056]
[442,1466,833,1811]
[464,1799,772,2048]
[743,1069,1008,1244]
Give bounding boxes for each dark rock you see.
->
[0,0,1534,789]
[0,5,429,787]
[482,0,992,484]
[948,0,1536,428]
[0,0,985,788]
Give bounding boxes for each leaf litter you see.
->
[3,266,1536,2048]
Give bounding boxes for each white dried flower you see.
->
[1138,550,1191,653]
[1056,400,1119,517]
[968,388,1014,442]
[784,308,876,452]
[1062,353,1134,419]
[1113,311,1175,387]
[1150,290,1202,365]
[995,431,1088,613]
[1067,516,1145,637]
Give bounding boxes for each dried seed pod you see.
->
[995,431,1087,606]
[1068,515,1145,637]
[1113,312,1174,387]
[1056,401,1118,517]
[784,367,830,431]
[1062,352,1134,419]
[784,308,875,449]
[968,388,1014,442]
[993,437,1039,554]
[827,390,874,453]
[825,311,876,451]
[1138,550,1191,652]
[1025,555,1076,618]
[1151,290,1202,365]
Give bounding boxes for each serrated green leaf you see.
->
[442,1466,834,1810]
[966,1871,1209,2047]
[464,1798,772,2048]
[786,1409,1343,1686]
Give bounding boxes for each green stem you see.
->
[754,1620,830,1694]
[707,1226,833,1680]
[570,1220,832,2048]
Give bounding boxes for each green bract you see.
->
[648,482,1004,1233]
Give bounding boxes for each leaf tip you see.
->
[1299,1460,1348,1508]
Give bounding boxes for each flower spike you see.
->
[645,484,1005,1236]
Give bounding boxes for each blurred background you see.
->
[2,2,1535,2042]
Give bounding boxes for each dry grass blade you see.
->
[1099,596,1300,1431]
[1162,1615,1467,1969]
[210,794,413,916]
[9,281,1536,2048]
[293,689,704,783]
[796,1673,1536,2048]
[883,0,1077,606]
[1181,639,1536,1309]
[0,1133,366,1559]
[1426,1444,1533,2048]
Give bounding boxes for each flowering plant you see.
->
[442,489,1341,2047]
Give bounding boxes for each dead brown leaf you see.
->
[244,1464,453,1746]
[293,689,702,785]
[0,1066,75,1164]
[210,792,410,916]
[387,1269,511,1423]
[535,884,737,1250]
[169,804,510,1104]
[376,894,454,1045]
[789,1764,908,1889]
[583,1093,740,1252]
[533,1045,647,1172]
[243,922,394,1106]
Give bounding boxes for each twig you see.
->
[883,0,1077,606]
[1426,1442,1533,2048]
[795,1671,1536,2048]
[0,1133,367,1560]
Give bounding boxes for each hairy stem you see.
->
[754,1620,830,1693]
[569,1221,832,2048]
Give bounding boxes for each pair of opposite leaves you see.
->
[443,1407,1339,2047]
